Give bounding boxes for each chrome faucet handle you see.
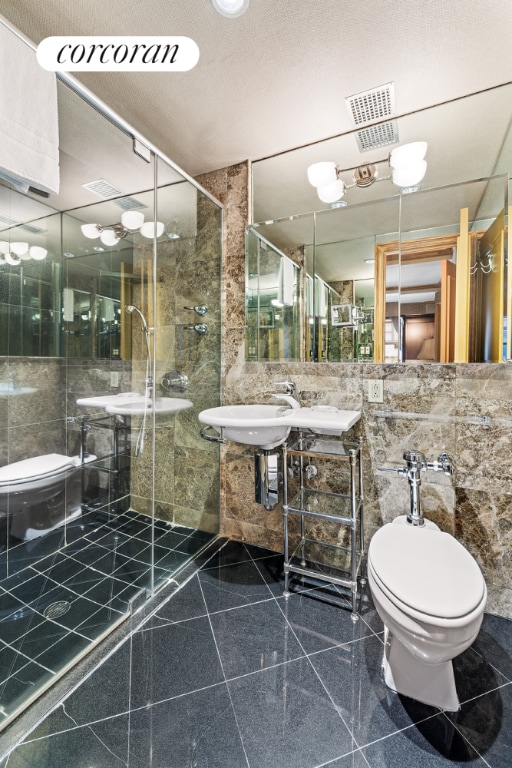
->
[161,371,189,392]
[184,305,208,316]
[186,324,208,334]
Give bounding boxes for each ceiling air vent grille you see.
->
[345,83,395,127]
[113,196,147,211]
[0,214,47,234]
[0,213,20,228]
[82,179,124,199]
[356,120,399,152]
[19,222,48,234]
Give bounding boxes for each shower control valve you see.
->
[184,305,208,316]
[186,323,208,334]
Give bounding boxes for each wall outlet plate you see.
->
[368,379,383,402]
[110,371,119,388]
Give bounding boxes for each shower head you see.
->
[124,304,148,331]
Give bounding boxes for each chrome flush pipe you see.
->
[379,449,455,526]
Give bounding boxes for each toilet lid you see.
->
[369,524,485,619]
[0,454,79,485]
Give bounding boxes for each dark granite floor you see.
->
[0,539,510,767]
[0,509,215,731]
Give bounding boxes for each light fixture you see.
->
[81,212,165,244]
[30,246,48,260]
[211,0,249,18]
[0,240,47,265]
[307,141,427,205]
[389,141,427,188]
[4,252,21,265]
[10,242,28,256]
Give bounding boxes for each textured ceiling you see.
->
[1,0,512,178]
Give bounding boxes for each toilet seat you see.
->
[0,454,80,493]
[368,524,486,622]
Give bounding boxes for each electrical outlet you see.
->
[110,371,119,388]
[368,379,383,402]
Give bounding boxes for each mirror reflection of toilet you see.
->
[0,453,94,541]
[368,516,487,711]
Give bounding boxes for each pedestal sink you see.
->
[198,404,361,449]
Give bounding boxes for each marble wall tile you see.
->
[211,160,512,619]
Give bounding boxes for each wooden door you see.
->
[478,209,505,362]
[440,260,456,361]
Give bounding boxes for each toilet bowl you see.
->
[0,454,94,541]
[368,518,487,711]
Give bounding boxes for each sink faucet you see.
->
[272,380,301,409]
[379,449,456,526]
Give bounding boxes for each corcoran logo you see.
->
[37,36,200,72]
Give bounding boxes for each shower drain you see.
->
[43,600,71,620]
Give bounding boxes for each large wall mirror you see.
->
[248,82,511,363]
[0,77,195,360]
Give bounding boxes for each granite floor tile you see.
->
[209,598,305,679]
[228,655,356,768]
[127,682,247,768]
[1,541,512,768]
[445,682,512,767]
[360,715,491,767]
[130,615,225,708]
[4,713,130,767]
[198,556,274,613]
[276,590,375,655]
[310,635,442,748]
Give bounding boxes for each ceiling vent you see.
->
[0,213,20,229]
[345,83,395,127]
[356,120,399,152]
[0,214,47,234]
[82,179,124,199]
[113,196,147,211]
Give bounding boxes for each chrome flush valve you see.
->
[379,449,455,527]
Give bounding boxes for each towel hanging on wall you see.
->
[0,23,60,195]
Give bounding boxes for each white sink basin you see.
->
[198,404,292,449]
[198,404,361,448]
[106,396,193,416]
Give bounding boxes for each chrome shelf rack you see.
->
[282,434,365,620]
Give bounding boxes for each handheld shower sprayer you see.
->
[125,304,148,332]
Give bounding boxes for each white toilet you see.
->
[368,516,487,711]
[0,454,93,541]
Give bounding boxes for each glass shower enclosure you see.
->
[0,63,222,730]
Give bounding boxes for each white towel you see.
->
[0,24,59,195]
[306,275,314,317]
[278,256,295,306]
[315,277,328,318]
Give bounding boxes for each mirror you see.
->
[0,78,200,360]
[249,83,512,362]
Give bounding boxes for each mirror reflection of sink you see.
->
[77,392,193,417]
[76,393,142,409]
[106,397,193,416]
[198,404,292,449]
[198,403,361,448]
